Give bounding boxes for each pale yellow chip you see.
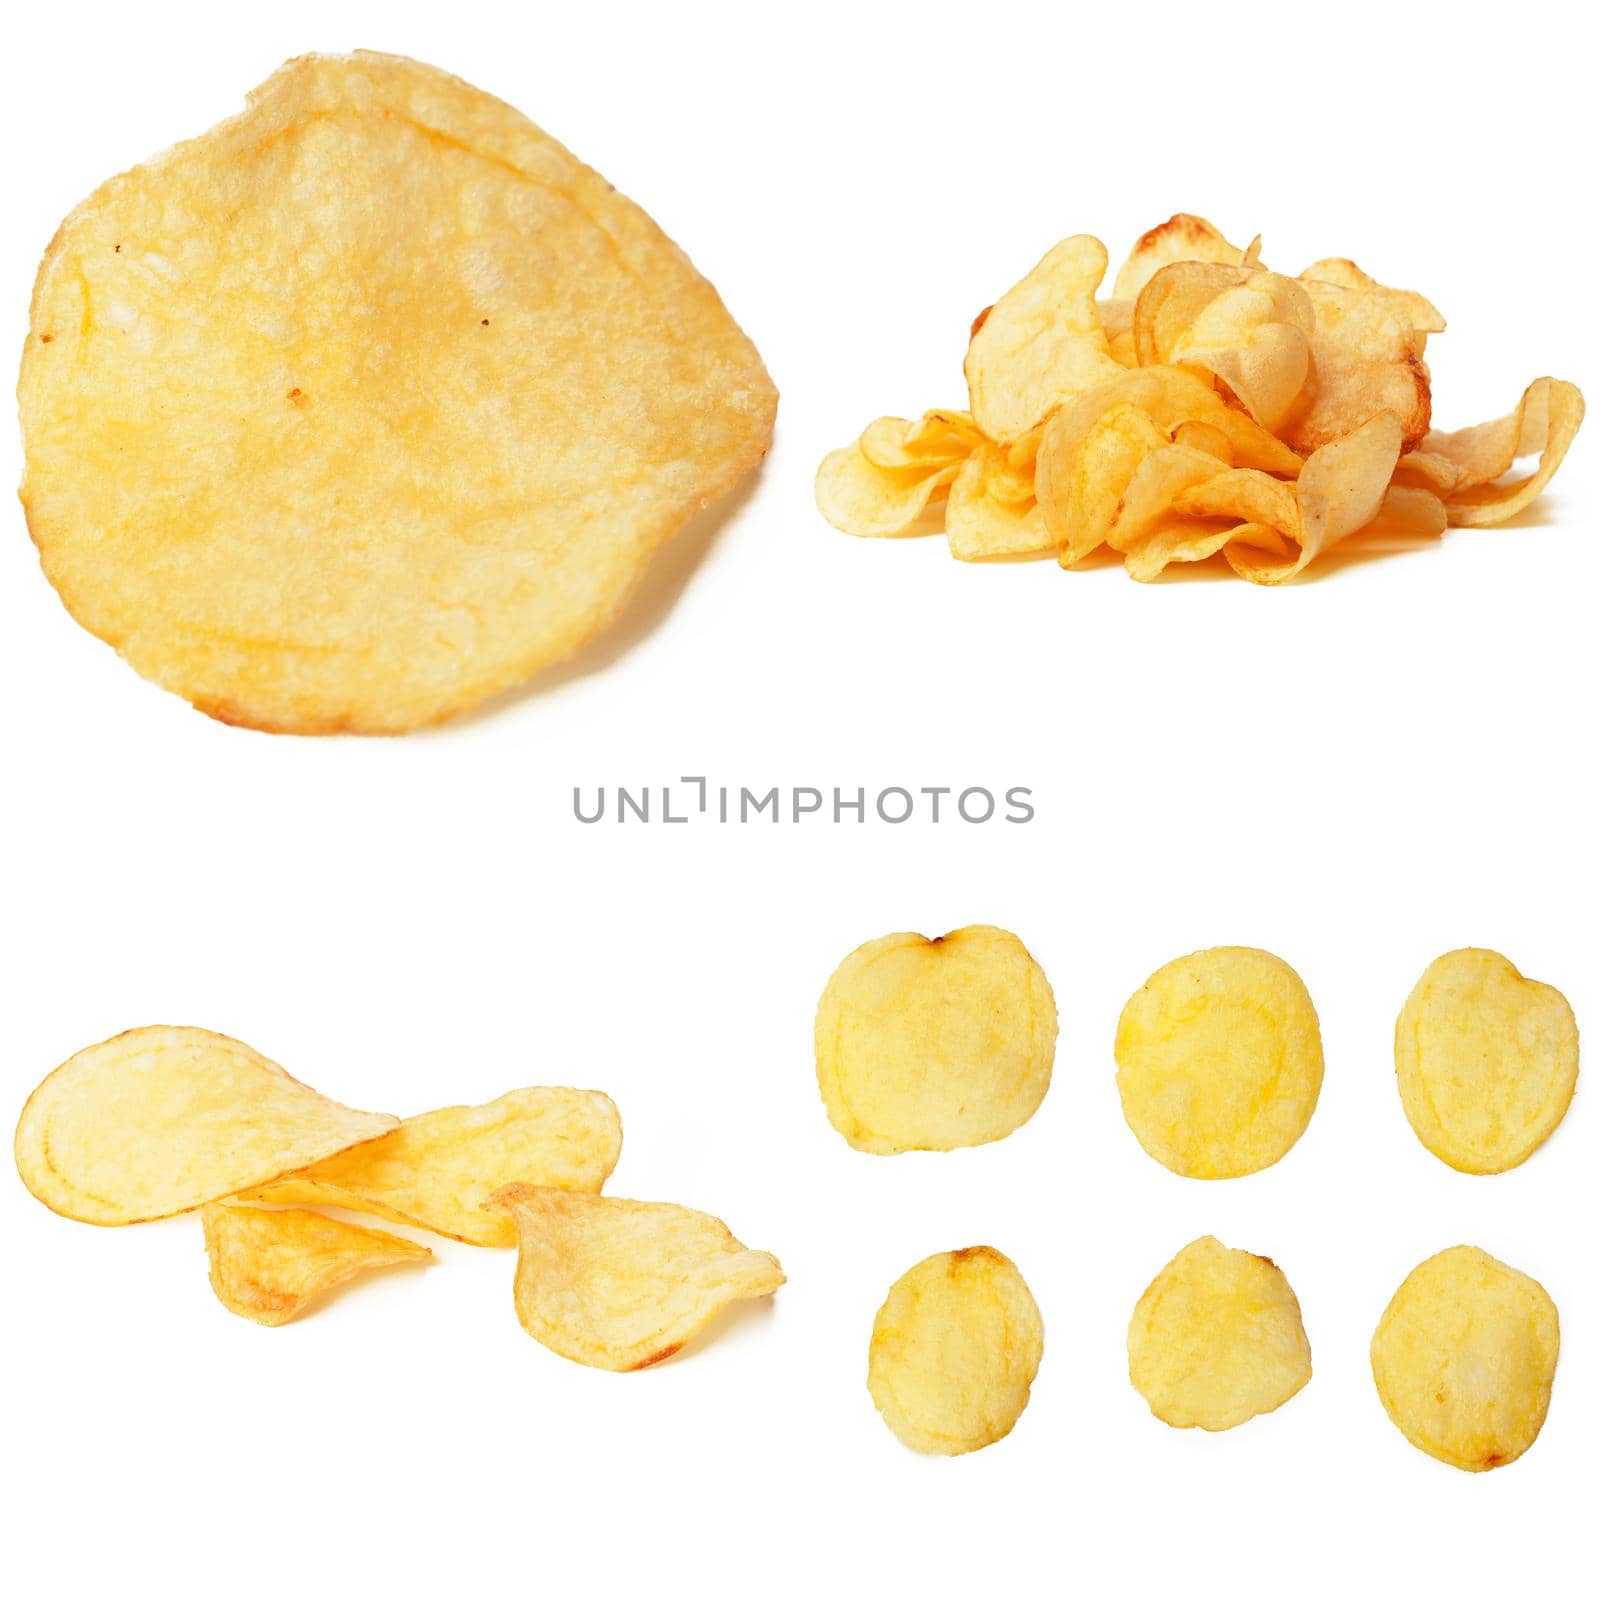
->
[815,443,962,537]
[1395,949,1578,1174]
[815,925,1057,1154]
[1112,213,1255,302]
[1372,1245,1560,1471]
[487,1186,784,1371]
[945,445,1055,560]
[1115,948,1323,1178]
[244,1087,622,1245]
[1299,258,1446,353]
[868,1246,1043,1455]
[14,1026,398,1225]
[18,52,776,733]
[1127,1236,1312,1431]
[858,409,983,470]
[203,1202,431,1327]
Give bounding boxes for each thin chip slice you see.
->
[15,1026,397,1225]
[815,443,961,536]
[1300,258,1446,351]
[244,1087,622,1245]
[1372,1246,1560,1471]
[816,925,1057,1154]
[1105,444,1229,554]
[487,1186,784,1370]
[868,1246,1043,1455]
[1426,378,1584,526]
[945,445,1055,560]
[1115,948,1323,1178]
[1112,214,1255,302]
[204,1202,431,1327]
[1395,949,1578,1174]
[1128,1236,1312,1431]
[18,52,777,733]
[1038,401,1169,565]
[858,410,983,470]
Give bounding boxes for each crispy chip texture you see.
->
[868,1247,1043,1455]
[1112,214,1254,302]
[488,1186,784,1370]
[1116,948,1323,1178]
[1128,1236,1312,1431]
[15,1026,397,1225]
[815,925,1057,1154]
[1395,949,1578,1174]
[1372,1246,1559,1471]
[18,52,776,733]
[204,1202,430,1326]
[1428,378,1585,526]
[245,1087,622,1245]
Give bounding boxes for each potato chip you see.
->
[15,1026,397,1225]
[1128,1236,1312,1431]
[1352,485,1448,549]
[18,51,776,733]
[815,925,1057,1154]
[1112,213,1255,302]
[204,1202,430,1327]
[944,446,1054,560]
[1105,443,1230,556]
[868,1246,1043,1455]
[1300,258,1446,352]
[1115,948,1323,1178]
[815,443,963,537]
[487,1185,784,1370]
[1371,1246,1559,1471]
[1395,949,1578,1174]
[244,1087,622,1245]
[858,410,983,470]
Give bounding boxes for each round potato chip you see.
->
[868,1247,1043,1455]
[1371,1245,1559,1471]
[1115,947,1323,1178]
[19,52,776,732]
[1128,1236,1312,1431]
[1395,949,1578,1174]
[815,925,1057,1154]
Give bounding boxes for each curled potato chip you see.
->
[14,1026,397,1225]
[1372,1246,1559,1471]
[1300,258,1446,352]
[1128,1236,1312,1431]
[815,925,1057,1154]
[1105,443,1228,555]
[858,409,982,470]
[814,440,962,537]
[1116,948,1323,1178]
[487,1185,784,1371]
[945,446,1054,560]
[1395,949,1578,1174]
[1354,484,1448,549]
[1112,213,1254,302]
[204,1202,430,1327]
[868,1246,1043,1455]
[244,1087,622,1245]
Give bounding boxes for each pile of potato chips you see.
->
[817,216,1584,580]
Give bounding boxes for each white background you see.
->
[2,1,1595,1594]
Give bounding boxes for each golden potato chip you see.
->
[1395,949,1578,1174]
[815,926,1057,1154]
[1372,1246,1559,1471]
[1112,213,1255,302]
[487,1185,784,1370]
[1300,258,1446,352]
[1105,443,1230,556]
[868,1246,1043,1455]
[1116,948,1323,1178]
[945,444,1054,560]
[815,442,962,537]
[1353,484,1448,549]
[244,1087,622,1245]
[14,1026,397,1225]
[858,409,983,470]
[1128,1236,1312,1431]
[204,1202,430,1327]
[18,51,776,733]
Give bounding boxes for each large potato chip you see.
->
[204,1202,431,1327]
[1116,948,1323,1178]
[868,1246,1043,1455]
[1128,1236,1312,1431]
[1395,949,1578,1174]
[1112,214,1255,302]
[815,926,1057,1154]
[244,1087,622,1245]
[18,52,776,733]
[1372,1246,1560,1471]
[487,1185,784,1370]
[14,1026,397,1224]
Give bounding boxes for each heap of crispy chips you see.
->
[818,214,1584,580]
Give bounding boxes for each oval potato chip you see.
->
[1395,949,1578,1174]
[1371,1245,1559,1471]
[868,1246,1043,1455]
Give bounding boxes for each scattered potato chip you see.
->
[868,1246,1043,1455]
[1116,948,1323,1178]
[1426,378,1585,526]
[815,441,965,537]
[1371,1246,1560,1471]
[1128,1236,1312,1431]
[816,925,1057,1154]
[19,51,776,733]
[14,1026,397,1225]
[1112,213,1255,302]
[204,1202,431,1327]
[488,1185,783,1370]
[1395,949,1578,1174]
[244,1087,622,1245]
